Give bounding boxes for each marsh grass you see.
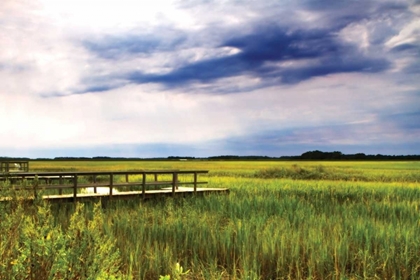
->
[79,178,420,279]
[31,160,420,182]
[253,163,420,182]
[1,161,420,279]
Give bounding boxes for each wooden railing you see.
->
[0,161,29,172]
[0,170,209,200]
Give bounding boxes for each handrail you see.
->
[0,170,209,200]
[0,170,208,176]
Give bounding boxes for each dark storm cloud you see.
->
[76,0,413,95]
[40,82,124,98]
[279,55,390,84]
[223,27,338,61]
[125,25,390,88]
[78,85,120,93]
[391,43,419,52]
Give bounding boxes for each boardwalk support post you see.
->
[142,173,146,200]
[93,175,97,193]
[194,172,197,194]
[73,174,78,202]
[33,175,38,199]
[110,173,113,198]
[59,175,63,195]
[172,172,178,196]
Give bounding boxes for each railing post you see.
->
[154,174,158,181]
[142,173,146,199]
[93,175,97,193]
[172,172,177,196]
[59,175,63,195]
[126,174,129,183]
[73,174,78,202]
[33,175,38,199]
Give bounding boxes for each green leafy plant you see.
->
[0,195,124,279]
[159,263,190,280]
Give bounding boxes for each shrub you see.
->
[0,196,123,280]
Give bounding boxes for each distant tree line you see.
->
[1,150,419,161]
[297,150,420,160]
[208,151,420,160]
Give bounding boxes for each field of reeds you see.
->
[1,160,420,279]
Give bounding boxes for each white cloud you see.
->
[37,0,195,33]
[0,1,92,97]
[385,18,420,48]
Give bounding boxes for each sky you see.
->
[1,0,419,158]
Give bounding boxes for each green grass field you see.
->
[1,160,420,279]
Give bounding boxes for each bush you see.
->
[0,197,123,280]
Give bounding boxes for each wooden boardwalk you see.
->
[43,187,228,203]
[0,170,228,203]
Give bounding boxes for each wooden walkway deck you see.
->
[0,170,228,203]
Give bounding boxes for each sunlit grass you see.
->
[2,160,420,279]
[99,178,420,279]
[30,160,420,182]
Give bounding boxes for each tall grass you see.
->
[50,178,420,279]
[108,179,420,279]
[254,163,420,182]
[1,161,420,279]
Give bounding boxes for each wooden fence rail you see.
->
[0,170,210,201]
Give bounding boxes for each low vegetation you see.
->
[0,197,121,279]
[1,161,420,279]
[253,163,420,182]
